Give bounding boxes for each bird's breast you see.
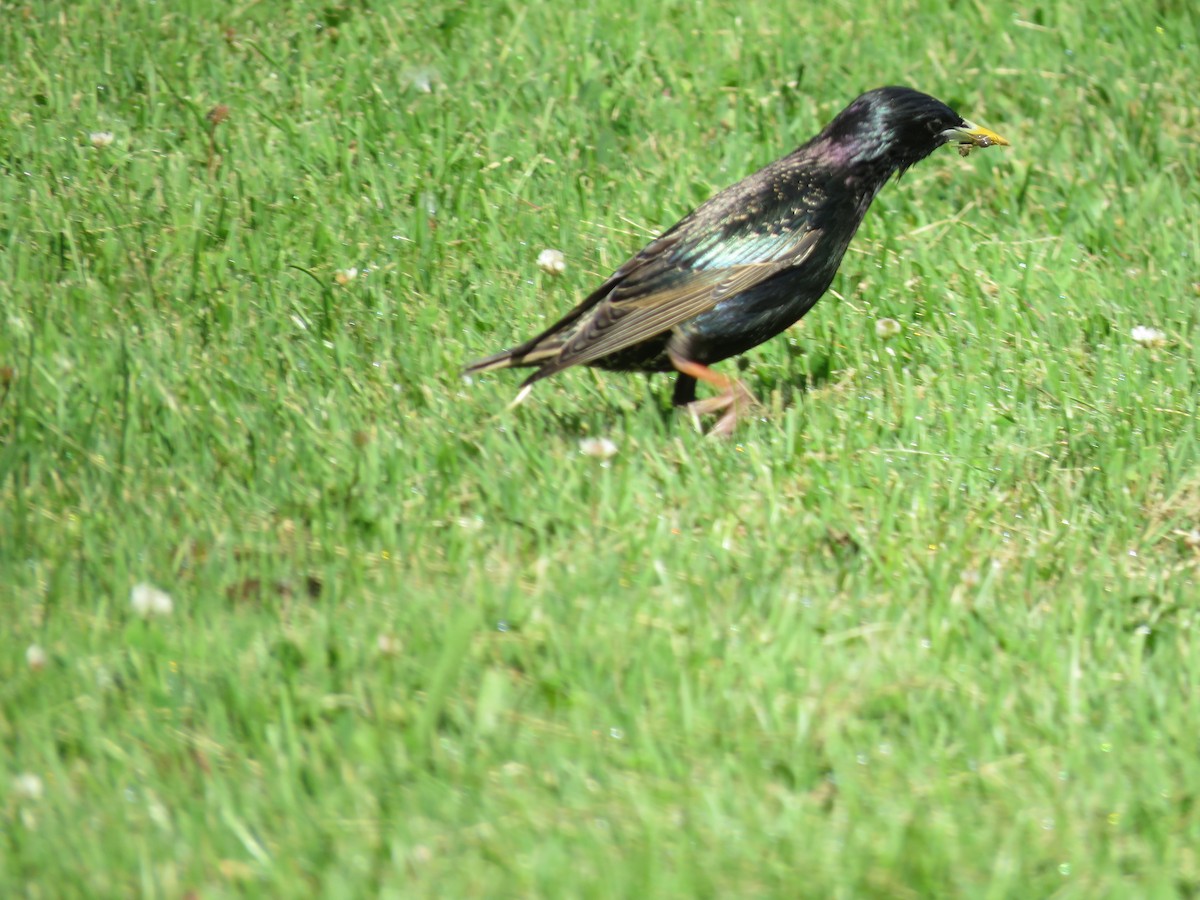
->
[675,263,841,365]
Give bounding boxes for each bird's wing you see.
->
[549,224,821,370]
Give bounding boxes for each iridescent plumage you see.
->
[466,86,1008,433]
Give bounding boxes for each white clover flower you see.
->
[376,634,401,656]
[875,317,902,340]
[403,68,440,94]
[12,773,43,801]
[131,582,174,618]
[579,437,618,459]
[89,131,115,149]
[537,248,567,276]
[25,644,48,672]
[1131,325,1166,347]
[410,844,433,865]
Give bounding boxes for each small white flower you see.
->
[334,267,358,286]
[579,437,618,459]
[537,248,567,276]
[89,131,115,149]
[1131,325,1166,347]
[403,68,440,94]
[25,644,48,672]
[410,844,433,865]
[12,773,43,801]
[376,634,401,656]
[131,582,174,618]
[875,317,902,340]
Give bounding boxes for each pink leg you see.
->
[668,351,759,437]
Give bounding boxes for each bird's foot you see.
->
[683,378,758,437]
[668,350,760,437]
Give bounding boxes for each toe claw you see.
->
[668,351,761,436]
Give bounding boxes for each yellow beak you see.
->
[946,120,1010,156]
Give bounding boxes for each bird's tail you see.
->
[463,341,564,409]
[462,337,564,377]
[462,347,523,376]
[465,339,568,412]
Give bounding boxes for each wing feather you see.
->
[551,227,821,370]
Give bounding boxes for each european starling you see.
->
[465,86,1008,435]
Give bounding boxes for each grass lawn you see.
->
[3,0,1199,895]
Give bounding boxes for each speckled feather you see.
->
[466,87,1002,406]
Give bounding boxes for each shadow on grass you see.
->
[471,345,839,439]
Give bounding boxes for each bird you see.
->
[465,86,1008,435]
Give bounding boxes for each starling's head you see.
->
[819,86,1008,173]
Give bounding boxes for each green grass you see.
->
[3,0,1200,895]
